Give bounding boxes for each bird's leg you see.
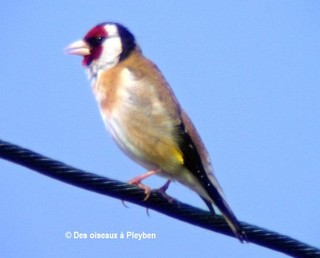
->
[157,180,171,195]
[129,169,160,201]
[154,180,175,203]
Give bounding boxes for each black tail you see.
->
[201,190,246,242]
[178,122,246,242]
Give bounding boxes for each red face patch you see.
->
[82,25,108,66]
[84,25,108,42]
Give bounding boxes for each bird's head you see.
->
[66,22,136,78]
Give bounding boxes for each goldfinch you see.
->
[66,22,245,241]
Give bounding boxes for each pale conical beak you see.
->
[65,40,90,56]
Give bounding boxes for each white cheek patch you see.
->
[87,24,122,79]
[88,37,122,79]
[104,38,122,58]
[100,37,122,65]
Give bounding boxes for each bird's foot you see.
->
[129,178,152,201]
[128,169,161,201]
[153,180,175,203]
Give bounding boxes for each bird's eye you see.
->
[87,35,105,47]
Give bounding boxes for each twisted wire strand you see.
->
[0,139,319,257]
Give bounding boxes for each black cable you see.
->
[0,138,319,258]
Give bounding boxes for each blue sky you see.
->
[1,1,319,257]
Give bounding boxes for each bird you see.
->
[66,22,246,241]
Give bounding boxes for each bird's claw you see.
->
[153,180,175,203]
[128,178,152,201]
